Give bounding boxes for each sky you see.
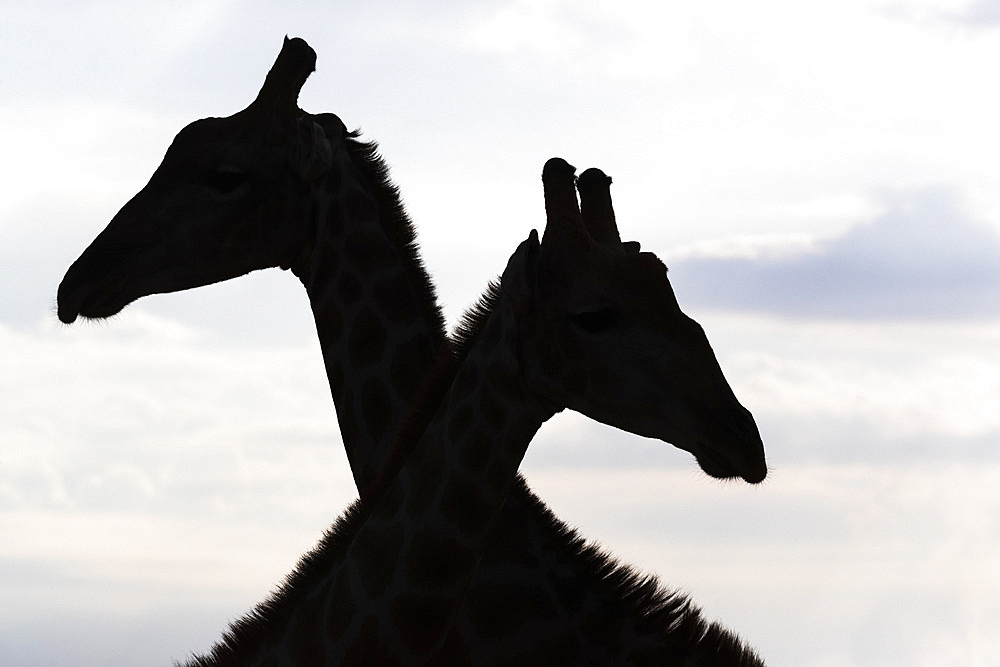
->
[2,1,1000,664]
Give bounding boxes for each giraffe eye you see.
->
[569,308,621,334]
[204,169,250,194]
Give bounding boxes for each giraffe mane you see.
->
[179,498,364,665]
[512,480,765,665]
[342,128,448,354]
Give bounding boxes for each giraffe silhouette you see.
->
[58,38,766,665]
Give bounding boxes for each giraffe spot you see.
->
[343,616,397,665]
[581,605,625,657]
[465,581,558,639]
[337,270,364,305]
[480,313,501,348]
[345,187,377,223]
[405,446,445,518]
[326,361,345,398]
[325,570,357,640]
[406,527,475,589]
[316,299,343,345]
[344,229,394,275]
[478,389,505,431]
[458,428,491,475]
[390,334,435,400]
[337,395,360,463]
[482,491,538,565]
[354,521,405,599]
[289,595,328,663]
[348,307,387,368]
[439,475,493,538]
[361,379,392,443]
[447,403,474,447]
[434,631,473,665]
[390,592,452,654]
[373,271,419,324]
[487,460,514,498]
[523,632,582,664]
[486,358,520,400]
[549,566,588,611]
[378,480,404,518]
[451,362,480,401]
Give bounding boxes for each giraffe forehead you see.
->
[169,116,245,154]
[162,114,285,171]
[538,249,679,313]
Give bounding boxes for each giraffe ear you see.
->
[500,229,540,299]
[294,119,333,181]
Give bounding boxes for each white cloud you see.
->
[671,188,1000,320]
[882,0,1000,29]
[0,313,352,513]
[955,0,1000,26]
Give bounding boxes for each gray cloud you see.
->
[882,0,1000,30]
[671,188,1000,320]
[946,0,1000,28]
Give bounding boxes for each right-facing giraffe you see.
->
[58,38,767,663]
[183,158,765,665]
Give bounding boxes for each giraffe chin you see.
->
[57,285,131,324]
[695,447,767,485]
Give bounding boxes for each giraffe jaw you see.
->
[693,443,767,484]
[57,263,207,324]
[57,278,124,323]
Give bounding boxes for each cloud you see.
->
[0,314,353,515]
[670,188,1000,321]
[881,0,1000,30]
[959,0,1000,26]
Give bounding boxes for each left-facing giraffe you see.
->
[59,37,446,494]
[58,38,766,663]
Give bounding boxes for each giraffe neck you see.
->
[292,131,446,497]
[325,283,556,663]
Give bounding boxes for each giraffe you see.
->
[180,158,754,665]
[179,158,764,665]
[58,38,766,664]
[58,38,446,493]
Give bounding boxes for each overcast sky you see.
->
[3,1,1000,665]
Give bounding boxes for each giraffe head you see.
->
[57,37,344,323]
[503,158,766,484]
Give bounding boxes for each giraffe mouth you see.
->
[694,444,767,485]
[58,264,181,324]
[58,249,218,324]
[57,258,153,323]
[686,404,767,484]
[58,282,124,323]
[61,298,133,323]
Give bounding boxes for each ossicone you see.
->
[577,167,623,251]
[252,36,317,116]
